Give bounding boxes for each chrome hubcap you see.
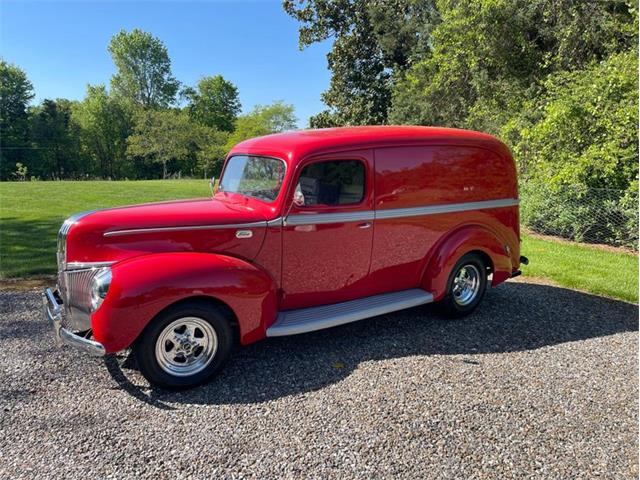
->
[155,317,217,377]
[452,264,481,306]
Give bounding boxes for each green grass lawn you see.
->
[1,180,637,303]
[0,180,210,278]
[521,234,638,303]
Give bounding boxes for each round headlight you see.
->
[91,268,112,312]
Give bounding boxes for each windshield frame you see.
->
[217,154,288,204]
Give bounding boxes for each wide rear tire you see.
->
[134,300,233,389]
[437,253,487,318]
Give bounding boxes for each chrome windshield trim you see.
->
[285,211,375,226]
[103,221,268,237]
[65,261,115,271]
[375,198,520,220]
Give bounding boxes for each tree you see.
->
[196,129,231,178]
[186,75,241,132]
[29,99,82,179]
[0,60,34,179]
[225,101,297,150]
[283,0,438,126]
[384,0,637,247]
[388,0,637,131]
[72,85,133,178]
[108,29,180,109]
[127,110,227,179]
[504,50,638,190]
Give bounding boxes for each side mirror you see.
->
[209,176,217,196]
[284,184,304,225]
[292,184,305,207]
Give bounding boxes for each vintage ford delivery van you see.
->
[44,126,527,388]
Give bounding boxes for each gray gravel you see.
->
[0,279,637,479]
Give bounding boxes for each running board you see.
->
[266,289,434,337]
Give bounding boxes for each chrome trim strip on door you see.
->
[374,198,519,220]
[285,211,375,226]
[284,198,519,226]
[266,217,284,227]
[103,221,268,237]
[102,198,519,235]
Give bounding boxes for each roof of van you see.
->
[229,126,511,162]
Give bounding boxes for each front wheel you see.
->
[134,301,233,389]
[437,253,487,318]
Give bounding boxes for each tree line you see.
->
[0,29,296,181]
[2,1,637,200]
[284,0,638,247]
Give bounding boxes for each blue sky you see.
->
[0,0,332,127]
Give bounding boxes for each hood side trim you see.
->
[103,221,268,238]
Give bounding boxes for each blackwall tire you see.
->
[134,301,233,389]
[437,253,487,318]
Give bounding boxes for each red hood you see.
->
[64,197,275,265]
[91,197,269,233]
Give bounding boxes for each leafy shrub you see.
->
[520,181,638,250]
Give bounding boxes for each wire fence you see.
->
[519,181,638,251]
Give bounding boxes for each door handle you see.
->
[357,222,372,229]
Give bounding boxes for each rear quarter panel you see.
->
[371,144,519,294]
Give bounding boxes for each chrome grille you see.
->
[65,268,99,313]
[58,267,110,331]
[55,210,98,331]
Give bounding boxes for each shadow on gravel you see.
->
[106,281,638,407]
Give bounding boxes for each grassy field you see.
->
[1,180,637,303]
[520,235,638,303]
[0,180,209,278]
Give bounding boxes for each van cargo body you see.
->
[44,126,525,388]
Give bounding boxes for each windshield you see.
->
[218,155,286,202]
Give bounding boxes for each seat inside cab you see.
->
[296,160,364,206]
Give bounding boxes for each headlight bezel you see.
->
[90,267,112,312]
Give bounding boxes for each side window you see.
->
[296,160,365,207]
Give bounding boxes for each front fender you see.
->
[421,225,514,301]
[91,252,277,353]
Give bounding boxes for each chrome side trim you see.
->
[375,198,519,220]
[102,198,518,234]
[267,289,434,337]
[283,198,518,226]
[103,221,267,237]
[65,261,115,271]
[266,217,284,227]
[285,211,375,226]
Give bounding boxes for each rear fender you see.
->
[91,252,277,353]
[421,226,513,301]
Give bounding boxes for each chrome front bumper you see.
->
[43,288,105,356]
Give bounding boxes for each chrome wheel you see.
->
[452,264,481,306]
[155,317,218,377]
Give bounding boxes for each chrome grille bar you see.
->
[55,210,98,331]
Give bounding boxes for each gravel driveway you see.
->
[0,279,637,479]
